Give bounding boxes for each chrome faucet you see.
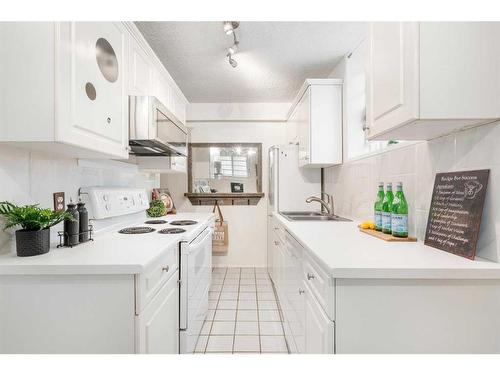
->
[306,192,334,216]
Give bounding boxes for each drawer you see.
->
[303,250,334,320]
[272,217,286,243]
[135,243,179,313]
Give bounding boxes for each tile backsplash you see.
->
[0,145,159,252]
[324,121,500,262]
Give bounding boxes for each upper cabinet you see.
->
[0,22,129,158]
[0,22,188,160]
[287,79,343,168]
[366,22,500,140]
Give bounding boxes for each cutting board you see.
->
[358,226,417,242]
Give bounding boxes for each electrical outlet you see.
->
[53,192,65,212]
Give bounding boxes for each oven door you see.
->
[179,227,212,331]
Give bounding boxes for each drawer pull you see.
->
[298,289,305,295]
[274,227,279,230]
[307,273,315,280]
[162,265,170,272]
[274,241,280,246]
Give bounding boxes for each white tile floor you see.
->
[194,267,289,354]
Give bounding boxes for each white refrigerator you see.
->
[268,145,321,214]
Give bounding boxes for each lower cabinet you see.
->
[304,282,335,354]
[136,270,179,354]
[268,216,335,354]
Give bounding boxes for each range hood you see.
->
[129,96,188,157]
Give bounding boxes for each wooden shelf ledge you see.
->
[184,193,265,206]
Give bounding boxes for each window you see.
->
[219,155,249,178]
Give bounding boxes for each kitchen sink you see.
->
[280,211,352,222]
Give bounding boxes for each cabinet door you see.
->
[137,271,179,354]
[267,217,275,280]
[297,88,311,167]
[305,283,335,354]
[151,68,171,110]
[366,22,419,139]
[129,37,152,96]
[57,22,128,158]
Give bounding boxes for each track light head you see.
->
[223,21,239,35]
[227,53,238,68]
[228,41,239,55]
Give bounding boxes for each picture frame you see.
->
[231,182,244,193]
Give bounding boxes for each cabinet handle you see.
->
[162,265,169,272]
[307,273,315,280]
[298,289,305,295]
[274,241,280,246]
[106,117,112,124]
[274,227,279,230]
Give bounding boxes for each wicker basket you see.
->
[15,228,50,257]
[212,202,228,255]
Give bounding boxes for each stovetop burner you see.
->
[144,220,167,225]
[118,227,156,234]
[158,228,186,234]
[169,220,198,226]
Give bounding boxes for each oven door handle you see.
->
[189,227,213,246]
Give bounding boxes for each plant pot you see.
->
[15,228,50,257]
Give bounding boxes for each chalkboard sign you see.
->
[424,169,489,259]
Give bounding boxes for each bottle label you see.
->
[374,211,382,230]
[391,214,408,235]
[382,212,391,232]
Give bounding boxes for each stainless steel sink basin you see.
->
[280,211,352,222]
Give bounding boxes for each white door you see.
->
[304,282,335,354]
[138,271,179,354]
[366,22,419,139]
[57,22,128,158]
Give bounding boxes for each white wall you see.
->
[324,120,500,262]
[161,116,287,267]
[0,145,159,253]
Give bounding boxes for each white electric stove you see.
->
[80,187,213,354]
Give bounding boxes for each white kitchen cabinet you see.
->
[283,230,306,354]
[0,22,129,159]
[268,215,336,354]
[133,155,187,174]
[129,36,153,96]
[0,245,180,354]
[136,270,179,354]
[304,281,335,354]
[366,22,500,141]
[287,79,343,168]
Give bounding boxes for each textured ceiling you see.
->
[135,22,367,103]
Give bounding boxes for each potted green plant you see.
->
[0,201,73,257]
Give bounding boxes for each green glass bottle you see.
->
[381,183,394,234]
[374,182,385,231]
[391,182,408,238]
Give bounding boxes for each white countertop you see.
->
[274,214,500,279]
[0,213,214,275]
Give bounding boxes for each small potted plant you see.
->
[0,201,73,257]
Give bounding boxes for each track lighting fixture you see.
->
[223,21,240,68]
